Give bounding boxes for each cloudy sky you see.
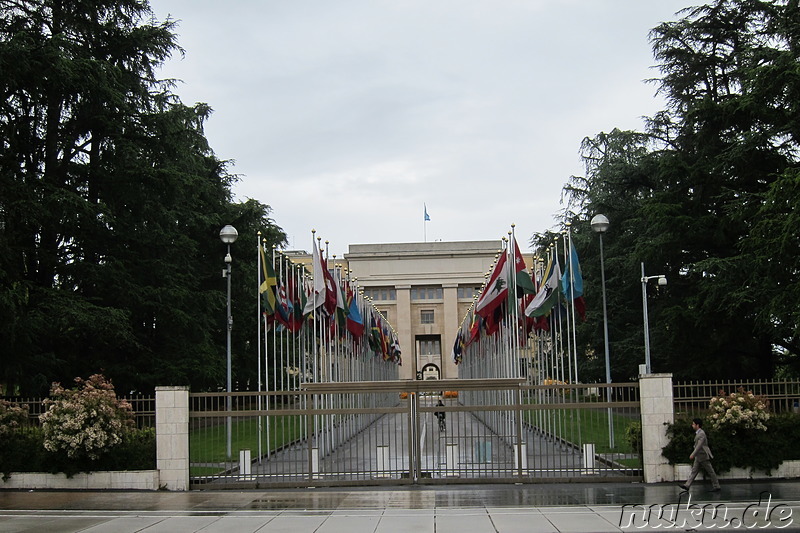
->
[150,0,691,256]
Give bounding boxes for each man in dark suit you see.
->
[679,418,720,492]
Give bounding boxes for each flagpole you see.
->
[552,242,565,386]
[506,231,518,458]
[560,230,572,385]
[256,232,263,463]
[310,230,319,460]
[325,242,334,455]
[270,244,281,459]
[507,231,516,379]
[566,225,579,385]
[312,232,320,384]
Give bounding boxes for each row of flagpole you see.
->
[452,224,585,384]
[254,230,402,462]
[450,224,586,452]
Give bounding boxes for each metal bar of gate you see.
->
[188,380,641,488]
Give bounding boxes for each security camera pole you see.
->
[641,262,667,375]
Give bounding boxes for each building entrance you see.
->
[420,363,440,380]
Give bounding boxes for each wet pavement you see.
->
[1,480,800,532]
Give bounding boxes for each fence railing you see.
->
[673,380,800,417]
[187,380,642,488]
[1,394,156,429]
[188,386,404,487]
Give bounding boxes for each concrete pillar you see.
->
[396,285,412,380]
[442,284,459,379]
[155,386,190,491]
[639,373,674,483]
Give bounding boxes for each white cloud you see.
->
[152,0,689,255]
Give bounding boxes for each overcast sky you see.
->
[150,0,691,256]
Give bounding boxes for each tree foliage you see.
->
[0,0,286,394]
[556,0,800,380]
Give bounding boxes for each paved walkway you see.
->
[243,398,599,484]
[1,481,799,532]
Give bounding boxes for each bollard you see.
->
[446,443,460,477]
[239,449,252,480]
[582,443,597,474]
[474,441,493,463]
[375,445,390,478]
[514,442,527,470]
[311,447,320,480]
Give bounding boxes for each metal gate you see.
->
[188,379,641,489]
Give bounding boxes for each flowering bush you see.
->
[708,387,770,433]
[0,400,29,436]
[663,413,800,475]
[39,374,135,460]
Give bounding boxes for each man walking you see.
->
[679,418,720,492]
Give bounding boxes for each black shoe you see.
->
[679,484,689,491]
[709,487,721,493]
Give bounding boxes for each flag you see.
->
[380,324,391,359]
[512,238,536,295]
[303,239,327,315]
[561,241,586,321]
[475,251,509,318]
[346,286,365,338]
[275,276,293,329]
[467,313,481,345]
[520,293,536,337]
[286,268,305,332]
[424,204,430,221]
[295,275,313,330]
[368,313,382,355]
[390,333,402,364]
[483,305,502,336]
[561,242,584,298]
[334,274,348,335]
[322,260,338,317]
[525,256,562,317]
[451,328,464,364]
[259,244,277,317]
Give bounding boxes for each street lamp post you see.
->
[220,224,238,459]
[640,262,666,375]
[590,214,614,449]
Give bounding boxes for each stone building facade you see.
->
[344,241,506,380]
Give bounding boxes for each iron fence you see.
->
[518,382,641,479]
[0,394,156,429]
[188,380,641,488]
[673,380,800,417]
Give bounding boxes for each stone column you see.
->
[155,386,190,491]
[396,285,412,380]
[441,284,459,379]
[639,373,674,483]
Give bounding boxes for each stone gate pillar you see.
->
[639,373,674,483]
[155,386,189,490]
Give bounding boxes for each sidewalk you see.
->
[1,481,799,532]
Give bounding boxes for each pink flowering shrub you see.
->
[39,374,135,460]
[0,400,29,436]
[708,387,770,433]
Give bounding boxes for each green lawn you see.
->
[189,415,304,476]
[524,408,638,455]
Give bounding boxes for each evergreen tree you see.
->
[561,0,800,379]
[0,0,286,394]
